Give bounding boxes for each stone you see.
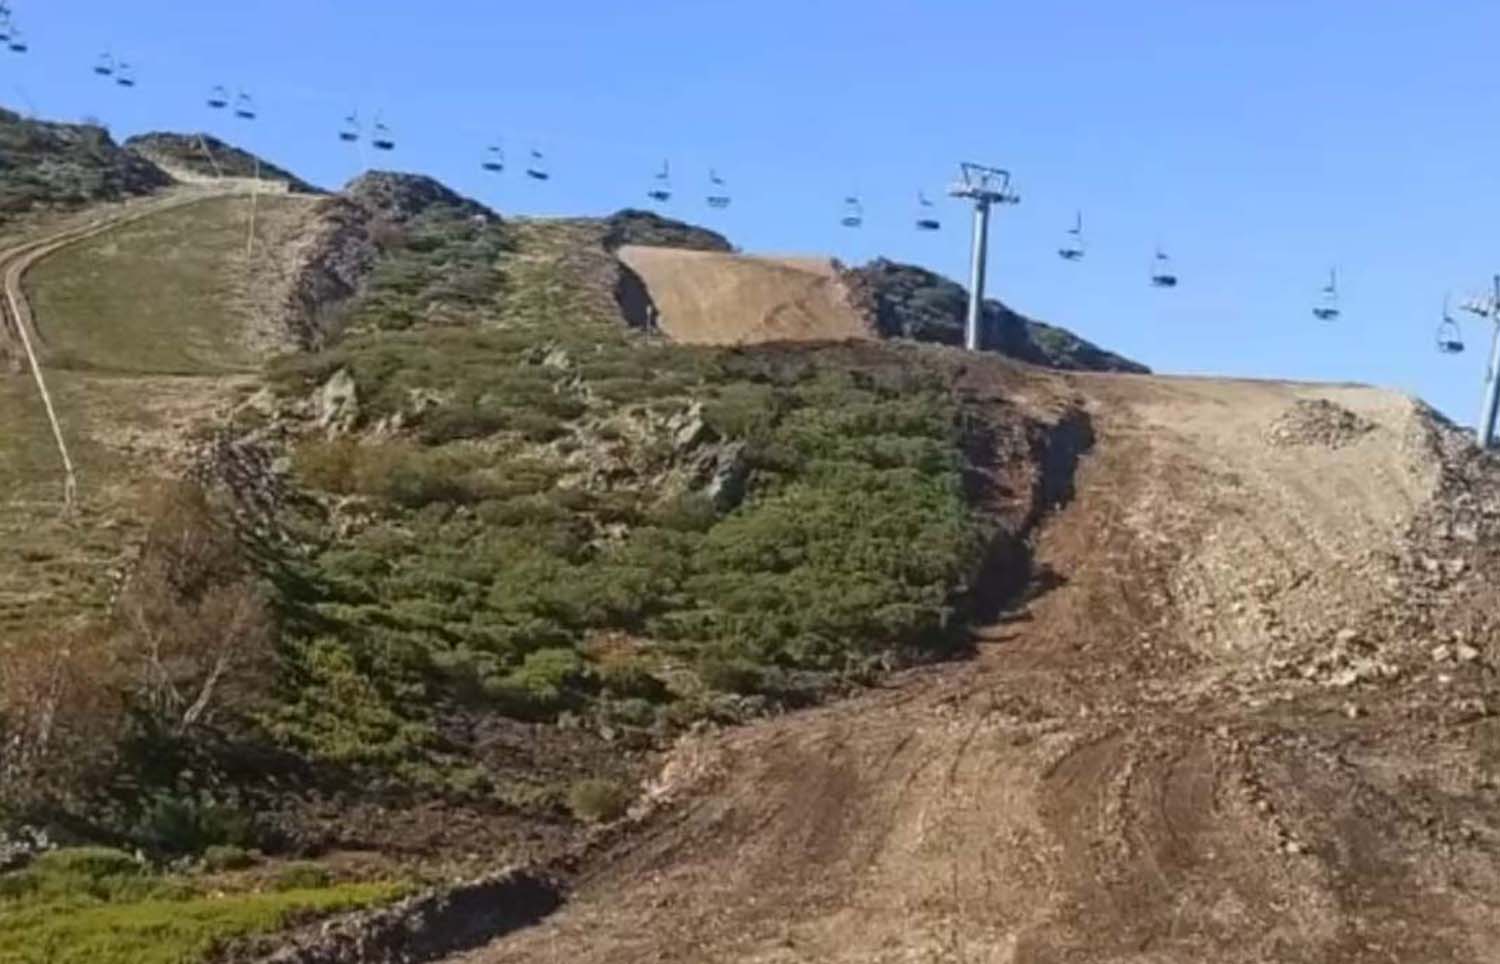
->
[1456,644,1481,663]
[1431,644,1453,663]
[316,367,359,434]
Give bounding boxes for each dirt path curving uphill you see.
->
[452,364,1500,963]
[617,245,874,345]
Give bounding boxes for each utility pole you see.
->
[948,163,1020,351]
[1460,275,1500,450]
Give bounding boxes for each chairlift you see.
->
[647,160,672,203]
[841,195,864,229]
[915,191,941,232]
[1437,294,1465,354]
[207,85,229,109]
[481,144,504,172]
[338,112,359,143]
[1058,211,1086,261]
[1312,268,1340,321]
[7,27,26,53]
[1150,247,1178,288]
[115,63,136,88]
[233,92,256,120]
[0,15,10,43]
[93,53,114,76]
[525,148,550,181]
[706,169,731,209]
[370,118,395,152]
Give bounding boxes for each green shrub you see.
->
[200,845,257,872]
[567,778,632,824]
[271,862,334,891]
[597,660,669,702]
[131,791,256,856]
[696,655,765,695]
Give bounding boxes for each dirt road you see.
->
[454,365,1500,962]
[617,245,873,345]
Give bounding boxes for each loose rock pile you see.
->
[1265,398,1376,449]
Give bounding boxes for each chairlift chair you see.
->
[1058,211,1085,260]
[7,28,26,53]
[481,144,504,172]
[338,113,359,143]
[841,195,864,229]
[207,85,230,109]
[233,92,256,120]
[370,119,395,152]
[706,169,731,209]
[1437,295,1465,354]
[1150,248,1178,288]
[0,15,10,43]
[115,63,136,88]
[94,53,114,76]
[915,191,941,231]
[1312,268,1340,321]
[647,160,672,203]
[525,149,550,181]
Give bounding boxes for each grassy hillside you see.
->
[27,194,319,374]
[256,210,999,795]
[1,182,1019,879]
[0,152,1120,962]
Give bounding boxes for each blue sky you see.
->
[5,1,1500,422]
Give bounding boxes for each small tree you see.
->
[114,482,274,735]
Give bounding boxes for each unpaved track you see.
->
[617,245,874,345]
[456,365,1500,963]
[0,182,288,504]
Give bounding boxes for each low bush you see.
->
[271,861,333,891]
[566,778,632,824]
[200,845,257,872]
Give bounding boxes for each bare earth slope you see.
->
[457,368,1500,964]
[617,244,874,345]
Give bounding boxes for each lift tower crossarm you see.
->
[948,163,1020,352]
[1460,274,1500,450]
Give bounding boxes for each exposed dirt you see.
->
[451,367,1500,964]
[616,245,874,345]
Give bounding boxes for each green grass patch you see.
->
[0,847,404,964]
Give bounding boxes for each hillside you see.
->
[852,257,1150,373]
[125,132,324,194]
[0,108,171,222]
[4,124,1497,962]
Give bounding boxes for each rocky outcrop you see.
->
[343,171,496,224]
[0,109,171,219]
[846,258,1150,374]
[600,208,732,253]
[125,133,323,194]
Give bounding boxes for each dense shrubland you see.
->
[260,215,995,776]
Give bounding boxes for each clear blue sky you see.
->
[5,1,1500,422]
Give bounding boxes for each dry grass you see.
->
[25,195,314,374]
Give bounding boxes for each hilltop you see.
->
[0,108,171,222]
[125,131,324,194]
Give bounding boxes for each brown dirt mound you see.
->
[616,245,874,346]
[1265,397,1377,449]
[450,371,1500,964]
